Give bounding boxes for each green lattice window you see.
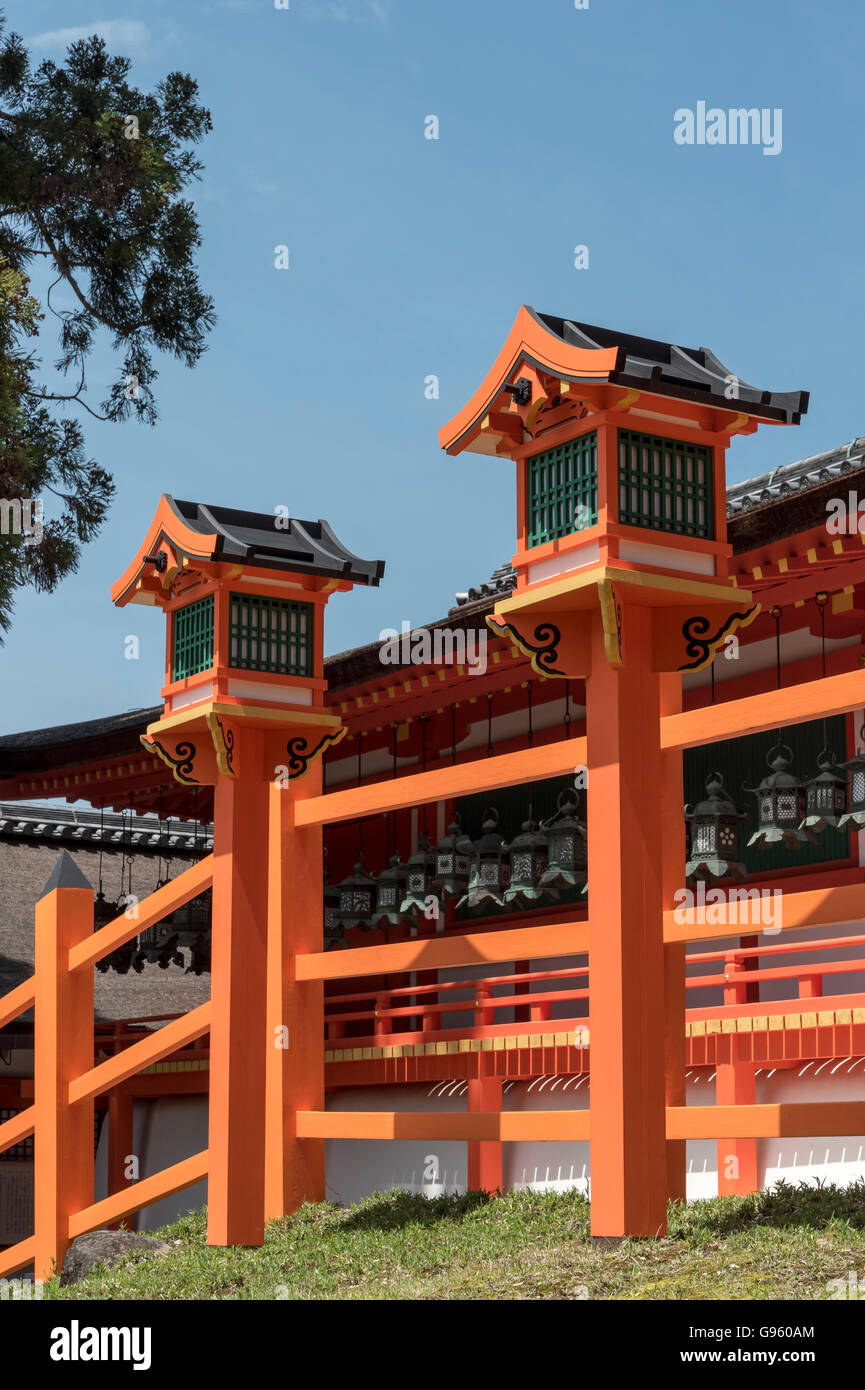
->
[527,432,598,548]
[229,593,313,676]
[172,594,214,680]
[618,429,714,539]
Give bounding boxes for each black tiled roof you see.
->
[531,310,809,425]
[168,497,385,586]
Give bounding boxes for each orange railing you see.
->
[0,855,213,1280]
[323,932,865,1046]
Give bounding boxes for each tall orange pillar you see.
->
[34,853,95,1281]
[208,729,269,1247]
[264,769,326,1219]
[586,606,668,1238]
[661,673,688,1205]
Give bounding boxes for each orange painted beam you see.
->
[297,1110,591,1141]
[68,1149,209,1238]
[69,1003,211,1106]
[68,855,214,972]
[667,1102,865,1140]
[298,919,589,983]
[0,977,35,1030]
[0,1235,37,1281]
[300,1102,865,1144]
[294,736,587,828]
[660,667,865,751]
[0,1104,35,1155]
[663,881,865,945]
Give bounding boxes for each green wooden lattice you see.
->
[172,594,214,681]
[618,429,714,539]
[229,593,313,677]
[527,433,598,548]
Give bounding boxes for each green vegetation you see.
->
[46,1180,865,1301]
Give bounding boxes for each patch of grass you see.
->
[44,1180,865,1301]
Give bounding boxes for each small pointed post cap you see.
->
[38,850,92,900]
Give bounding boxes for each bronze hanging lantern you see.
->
[323,846,345,949]
[458,807,510,912]
[745,743,812,849]
[503,808,550,906]
[432,813,471,901]
[374,849,409,927]
[399,832,439,920]
[801,748,848,833]
[684,772,747,881]
[539,787,587,895]
[839,723,865,830]
[337,852,377,932]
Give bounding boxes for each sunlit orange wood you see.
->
[68,855,213,972]
[265,772,325,1221]
[33,868,94,1281]
[716,1041,758,1195]
[0,977,35,1030]
[0,1105,34,1155]
[208,736,268,1248]
[586,606,667,1238]
[661,673,687,1205]
[69,1003,211,1105]
[660,667,865,751]
[0,1235,37,1280]
[298,918,589,982]
[69,1150,209,1237]
[667,1102,865,1140]
[294,735,588,828]
[297,1111,592,1141]
[467,1063,503,1192]
[663,880,865,945]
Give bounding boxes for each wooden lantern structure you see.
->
[439,306,808,1236]
[112,496,383,1246]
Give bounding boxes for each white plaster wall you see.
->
[85,1058,865,1226]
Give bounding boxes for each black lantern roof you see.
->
[531,311,808,426]
[166,497,385,586]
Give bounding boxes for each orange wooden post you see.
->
[586,606,668,1237]
[208,729,269,1247]
[716,1038,758,1195]
[467,1061,503,1193]
[661,672,687,1205]
[264,769,326,1222]
[33,852,95,1281]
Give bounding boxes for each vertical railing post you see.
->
[264,766,326,1222]
[716,1037,758,1195]
[33,852,95,1282]
[467,1060,503,1193]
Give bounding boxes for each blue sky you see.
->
[2,0,864,733]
